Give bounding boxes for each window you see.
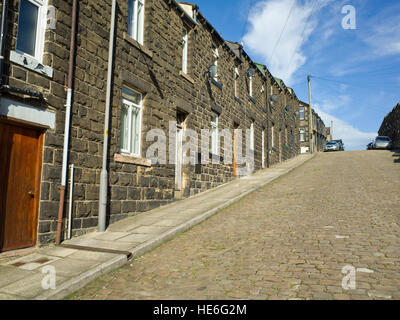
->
[182,28,188,74]
[249,75,253,97]
[128,0,145,44]
[300,128,306,142]
[16,0,47,61]
[234,67,239,97]
[210,112,219,154]
[213,47,219,81]
[120,87,143,157]
[299,107,305,120]
[250,121,254,150]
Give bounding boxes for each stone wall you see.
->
[1,0,75,243]
[379,102,400,150]
[298,101,327,153]
[1,0,302,246]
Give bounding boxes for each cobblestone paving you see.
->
[71,151,400,300]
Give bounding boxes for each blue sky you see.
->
[192,0,400,150]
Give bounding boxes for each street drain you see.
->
[34,258,51,264]
[59,244,132,259]
[12,262,26,267]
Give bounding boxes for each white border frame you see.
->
[16,0,48,63]
[210,112,219,155]
[128,0,145,45]
[182,28,188,74]
[120,92,143,158]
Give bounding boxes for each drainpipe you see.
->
[98,0,117,233]
[56,0,78,245]
[0,0,9,90]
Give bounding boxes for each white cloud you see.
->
[363,10,400,56]
[242,0,317,84]
[313,107,377,151]
[317,95,351,112]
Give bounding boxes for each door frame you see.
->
[175,123,183,191]
[233,124,240,178]
[261,130,265,169]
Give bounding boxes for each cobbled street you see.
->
[70,151,400,300]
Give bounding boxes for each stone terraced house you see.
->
[0,0,302,251]
[298,101,328,154]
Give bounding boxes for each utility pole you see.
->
[331,120,333,141]
[307,74,313,154]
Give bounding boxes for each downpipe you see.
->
[56,0,78,245]
[55,89,72,245]
[98,0,117,232]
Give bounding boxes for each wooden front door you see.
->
[0,122,43,252]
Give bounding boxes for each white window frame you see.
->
[250,121,254,151]
[128,0,145,45]
[16,0,47,63]
[234,67,239,97]
[210,112,219,155]
[120,90,143,158]
[182,28,188,74]
[300,128,306,142]
[299,107,305,120]
[213,47,219,81]
[249,75,253,98]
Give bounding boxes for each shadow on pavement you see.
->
[391,149,400,163]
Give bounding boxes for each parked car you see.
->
[367,142,373,150]
[331,140,344,151]
[324,141,341,152]
[372,136,392,150]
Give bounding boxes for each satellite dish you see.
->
[247,68,255,77]
[209,65,218,79]
[271,95,278,102]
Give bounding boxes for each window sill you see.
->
[114,153,152,167]
[10,51,53,78]
[211,79,223,90]
[234,96,242,104]
[179,71,194,84]
[123,32,153,58]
